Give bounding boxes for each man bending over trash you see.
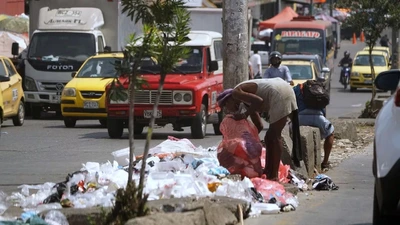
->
[230,78,302,181]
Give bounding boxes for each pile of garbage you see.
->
[0,137,312,223]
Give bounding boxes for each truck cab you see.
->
[106,31,224,139]
[22,7,108,118]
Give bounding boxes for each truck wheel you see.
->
[99,119,107,127]
[350,87,357,92]
[191,104,207,139]
[12,101,25,126]
[213,111,223,135]
[32,106,42,119]
[64,118,76,128]
[108,119,124,139]
[134,124,144,135]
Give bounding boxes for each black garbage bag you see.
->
[312,174,339,191]
[42,170,88,204]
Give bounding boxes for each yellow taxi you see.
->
[362,46,391,61]
[350,51,390,92]
[61,53,123,128]
[281,59,328,88]
[0,56,25,136]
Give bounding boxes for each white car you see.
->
[373,69,400,224]
[250,41,269,66]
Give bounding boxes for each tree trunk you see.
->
[138,74,166,196]
[128,71,136,183]
[369,49,376,107]
[222,0,249,89]
[391,27,399,69]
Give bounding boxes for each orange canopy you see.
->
[259,7,298,30]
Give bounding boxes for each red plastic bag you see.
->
[217,116,263,178]
[251,177,289,205]
[260,148,291,183]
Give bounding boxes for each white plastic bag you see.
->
[45,210,69,225]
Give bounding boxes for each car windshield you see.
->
[28,32,96,62]
[139,46,203,74]
[354,55,386,66]
[77,58,121,78]
[283,64,313,80]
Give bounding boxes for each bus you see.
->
[271,16,336,73]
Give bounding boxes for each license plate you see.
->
[144,110,162,118]
[364,80,373,84]
[84,101,99,109]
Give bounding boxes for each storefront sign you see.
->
[281,31,321,38]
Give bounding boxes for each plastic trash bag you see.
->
[312,174,339,191]
[45,210,69,225]
[0,191,9,216]
[251,178,289,206]
[217,116,263,178]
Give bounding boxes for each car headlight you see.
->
[24,77,38,91]
[351,72,359,77]
[173,91,192,105]
[62,88,76,97]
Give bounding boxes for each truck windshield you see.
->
[77,57,121,78]
[273,29,324,57]
[139,46,203,74]
[28,32,96,62]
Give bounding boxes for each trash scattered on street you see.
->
[312,174,339,191]
[0,136,342,223]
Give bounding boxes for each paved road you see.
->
[326,40,373,119]
[0,40,372,196]
[246,144,374,225]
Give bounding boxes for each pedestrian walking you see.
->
[380,34,391,47]
[249,50,262,78]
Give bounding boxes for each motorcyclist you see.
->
[338,51,353,83]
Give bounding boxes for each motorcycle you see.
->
[340,63,351,89]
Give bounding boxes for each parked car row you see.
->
[60,31,224,139]
[0,56,25,139]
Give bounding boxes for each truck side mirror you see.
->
[104,46,111,53]
[11,42,19,56]
[209,61,218,72]
[71,72,77,78]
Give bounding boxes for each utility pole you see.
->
[309,0,313,16]
[222,0,249,89]
[329,0,333,17]
[275,0,281,16]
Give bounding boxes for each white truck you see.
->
[20,0,140,119]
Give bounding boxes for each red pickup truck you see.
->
[105,31,224,139]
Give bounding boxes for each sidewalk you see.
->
[245,143,374,225]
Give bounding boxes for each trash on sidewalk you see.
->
[312,174,339,191]
[1,136,299,220]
